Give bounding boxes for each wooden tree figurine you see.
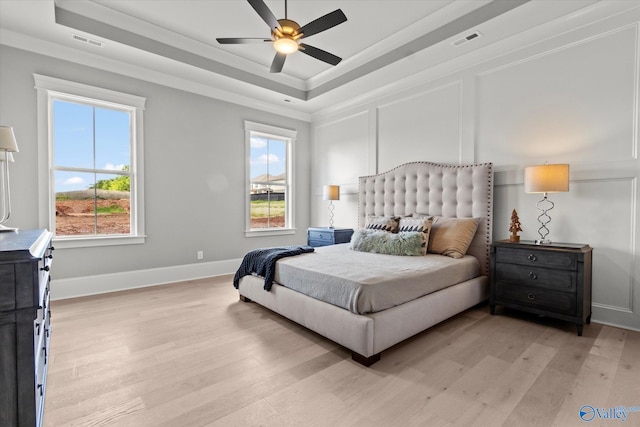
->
[509,209,522,242]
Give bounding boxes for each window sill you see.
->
[245,228,296,238]
[52,235,146,249]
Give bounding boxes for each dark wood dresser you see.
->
[0,229,54,427]
[490,239,592,336]
[307,227,354,247]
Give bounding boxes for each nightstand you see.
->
[307,227,354,247]
[490,240,593,336]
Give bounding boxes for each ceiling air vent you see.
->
[72,34,103,48]
[452,31,482,47]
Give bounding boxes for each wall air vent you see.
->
[72,34,103,48]
[452,31,482,47]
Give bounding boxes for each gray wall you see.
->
[0,45,311,280]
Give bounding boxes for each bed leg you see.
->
[239,295,253,303]
[351,352,381,367]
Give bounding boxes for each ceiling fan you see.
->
[216,0,347,73]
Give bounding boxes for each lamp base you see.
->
[0,224,18,232]
[327,200,335,228]
[534,193,554,246]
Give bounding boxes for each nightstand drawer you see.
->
[495,247,576,270]
[495,263,576,292]
[308,230,335,242]
[308,239,330,247]
[494,283,576,316]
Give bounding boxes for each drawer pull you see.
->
[37,384,43,397]
[528,272,537,280]
[40,265,50,272]
[35,323,41,335]
[527,254,537,262]
[527,293,536,300]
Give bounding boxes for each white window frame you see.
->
[244,121,296,237]
[34,74,146,248]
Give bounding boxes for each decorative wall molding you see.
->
[311,3,640,123]
[312,6,640,331]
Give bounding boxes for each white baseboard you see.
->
[50,258,242,300]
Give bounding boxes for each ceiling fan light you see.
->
[274,37,298,54]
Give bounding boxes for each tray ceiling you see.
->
[0,0,615,117]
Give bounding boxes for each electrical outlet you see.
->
[197,251,204,260]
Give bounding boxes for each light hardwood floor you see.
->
[44,276,639,427]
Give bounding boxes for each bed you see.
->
[237,161,493,366]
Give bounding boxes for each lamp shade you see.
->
[524,164,569,193]
[322,185,340,201]
[0,126,19,153]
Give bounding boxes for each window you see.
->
[244,121,296,236]
[35,75,146,247]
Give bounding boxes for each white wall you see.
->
[311,7,640,331]
[0,46,311,297]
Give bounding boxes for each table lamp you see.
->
[524,163,569,244]
[322,185,340,228]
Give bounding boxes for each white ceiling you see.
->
[0,0,620,119]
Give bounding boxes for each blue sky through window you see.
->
[250,135,286,180]
[53,99,131,192]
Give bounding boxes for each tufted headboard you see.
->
[358,162,494,276]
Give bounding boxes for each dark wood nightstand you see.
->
[307,227,354,247]
[490,240,593,336]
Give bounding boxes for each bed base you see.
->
[240,293,383,364]
[238,274,488,366]
[240,295,380,367]
[239,293,382,365]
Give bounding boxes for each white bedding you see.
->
[273,243,480,314]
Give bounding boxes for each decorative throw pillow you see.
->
[364,215,400,233]
[427,216,480,259]
[398,216,433,255]
[350,229,425,256]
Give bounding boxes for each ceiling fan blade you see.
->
[270,52,287,73]
[298,9,347,39]
[299,43,342,66]
[248,0,280,31]
[217,38,271,44]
